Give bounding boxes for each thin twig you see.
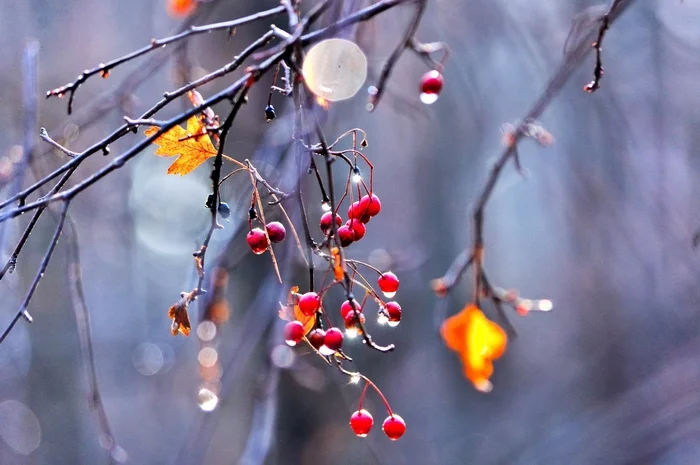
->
[46,5,286,114]
[368,0,427,110]
[65,217,125,462]
[0,201,69,344]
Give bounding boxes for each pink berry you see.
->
[382,414,406,440]
[307,328,326,350]
[346,219,366,241]
[247,228,269,255]
[298,292,321,316]
[385,301,402,327]
[320,212,342,234]
[377,272,400,298]
[340,299,362,320]
[350,409,374,437]
[360,194,381,217]
[321,327,344,355]
[338,225,355,247]
[266,221,286,243]
[284,321,305,346]
[419,70,443,104]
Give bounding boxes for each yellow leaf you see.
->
[441,304,507,392]
[278,287,316,335]
[294,303,317,335]
[144,116,218,175]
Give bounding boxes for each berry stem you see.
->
[338,365,393,415]
[357,380,370,410]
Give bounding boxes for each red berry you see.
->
[419,70,443,104]
[298,292,321,316]
[338,225,355,247]
[385,301,402,327]
[344,311,366,335]
[377,272,400,298]
[247,228,269,255]
[360,194,381,217]
[284,321,305,346]
[382,414,406,440]
[266,221,286,243]
[340,299,362,320]
[320,212,342,234]
[307,328,325,350]
[348,200,371,223]
[346,220,366,241]
[321,327,344,355]
[350,409,374,437]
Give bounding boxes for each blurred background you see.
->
[1,0,700,464]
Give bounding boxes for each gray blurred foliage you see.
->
[1,0,700,464]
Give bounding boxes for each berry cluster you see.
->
[216,126,409,439]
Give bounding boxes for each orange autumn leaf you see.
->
[166,0,196,18]
[278,286,316,335]
[331,247,344,282]
[144,116,218,176]
[441,304,507,392]
[168,301,191,336]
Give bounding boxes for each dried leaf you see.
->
[168,302,191,336]
[441,304,507,392]
[331,247,344,282]
[144,116,218,175]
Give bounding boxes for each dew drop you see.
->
[319,345,336,356]
[382,291,396,299]
[387,319,400,328]
[420,92,439,105]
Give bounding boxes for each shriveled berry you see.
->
[382,414,406,440]
[360,194,381,217]
[307,328,326,350]
[320,212,342,234]
[205,193,214,209]
[420,70,444,105]
[264,104,276,121]
[266,221,286,243]
[321,327,344,355]
[340,299,362,320]
[350,409,374,437]
[218,201,231,218]
[385,301,402,327]
[247,228,268,254]
[346,220,366,241]
[338,225,355,247]
[284,321,305,346]
[377,272,400,298]
[298,292,321,316]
